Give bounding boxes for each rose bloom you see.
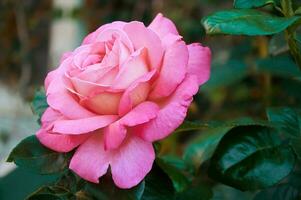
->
[36,13,211,189]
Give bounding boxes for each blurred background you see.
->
[0,0,301,199]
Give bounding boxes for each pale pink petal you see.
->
[104,121,127,150]
[118,70,156,116]
[82,92,122,115]
[148,13,179,38]
[36,129,89,153]
[149,35,188,99]
[136,75,199,142]
[70,133,110,183]
[53,115,118,135]
[110,135,155,189]
[47,89,96,119]
[111,48,149,90]
[187,43,211,85]
[123,22,164,70]
[104,101,159,150]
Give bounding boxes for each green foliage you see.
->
[31,89,48,123]
[209,125,296,190]
[234,0,277,8]
[202,9,300,36]
[7,135,70,174]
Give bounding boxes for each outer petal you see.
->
[110,135,155,189]
[187,43,211,85]
[148,13,179,38]
[104,101,159,150]
[52,115,118,135]
[149,35,188,99]
[123,21,164,70]
[70,133,110,183]
[136,75,199,142]
[36,129,89,153]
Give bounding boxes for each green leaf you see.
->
[176,184,213,200]
[85,174,145,200]
[267,107,301,137]
[202,60,247,91]
[234,0,276,8]
[296,7,301,15]
[209,125,296,190]
[26,186,73,200]
[7,135,70,174]
[182,118,271,170]
[31,89,48,122]
[156,157,190,192]
[211,184,254,200]
[142,163,175,200]
[202,9,300,36]
[256,55,301,79]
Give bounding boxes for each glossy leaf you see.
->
[234,0,276,8]
[7,135,70,174]
[141,164,175,200]
[182,118,271,170]
[209,125,296,190]
[176,184,213,200]
[156,157,190,192]
[202,9,300,36]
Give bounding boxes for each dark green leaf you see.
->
[209,125,296,190]
[182,118,271,170]
[256,55,301,79]
[142,164,175,200]
[7,135,70,174]
[85,174,145,200]
[26,186,73,200]
[234,0,276,8]
[211,184,254,200]
[296,7,301,15]
[176,184,213,200]
[202,9,300,36]
[156,157,190,192]
[31,89,48,123]
[267,107,301,137]
[268,33,289,55]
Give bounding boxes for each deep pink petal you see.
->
[104,101,159,150]
[148,13,179,38]
[110,135,155,189]
[53,115,118,134]
[123,22,164,70]
[149,35,188,99]
[136,75,199,142]
[36,129,89,153]
[187,43,211,85]
[70,133,110,183]
[104,121,127,150]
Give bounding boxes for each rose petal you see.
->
[149,35,188,99]
[111,48,149,90]
[123,22,164,70]
[104,101,159,150]
[118,70,156,116]
[187,43,211,85]
[148,13,179,38]
[70,133,110,183]
[53,115,118,134]
[136,75,199,142]
[36,129,89,152]
[110,135,155,189]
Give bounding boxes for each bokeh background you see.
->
[1,0,301,199]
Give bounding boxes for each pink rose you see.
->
[36,13,211,189]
